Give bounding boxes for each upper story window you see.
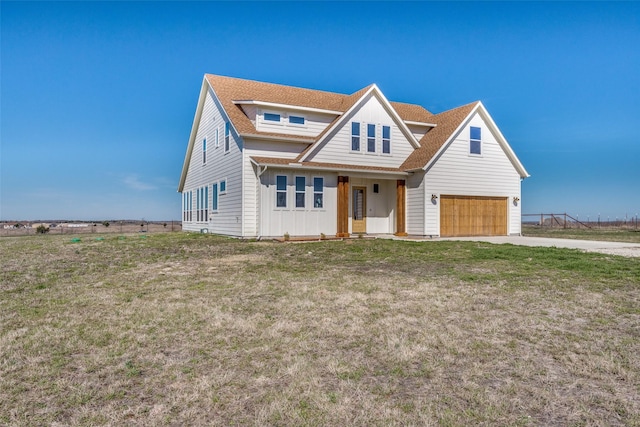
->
[382,126,391,154]
[351,122,360,151]
[202,138,207,164]
[470,126,481,155]
[219,179,227,194]
[367,124,376,153]
[264,113,281,122]
[289,115,305,125]
[215,128,219,147]
[225,122,230,152]
[295,176,305,208]
[276,175,287,208]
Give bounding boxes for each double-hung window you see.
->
[295,176,305,208]
[313,177,323,208]
[276,175,287,208]
[225,122,230,152]
[202,138,207,164]
[367,124,376,153]
[183,191,192,222]
[212,183,218,211]
[196,186,208,222]
[219,179,227,194]
[470,126,481,155]
[351,122,360,151]
[382,126,391,154]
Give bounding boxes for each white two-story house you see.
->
[178,74,529,238]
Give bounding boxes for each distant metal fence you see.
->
[522,213,639,229]
[1,221,182,237]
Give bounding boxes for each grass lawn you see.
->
[1,233,639,426]
[522,224,640,243]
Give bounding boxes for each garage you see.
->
[440,195,508,237]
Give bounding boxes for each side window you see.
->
[225,122,230,152]
[382,126,390,154]
[215,128,219,147]
[202,138,207,164]
[470,126,481,155]
[367,124,376,153]
[351,122,360,151]
[219,179,227,194]
[276,175,287,208]
[313,177,323,208]
[212,183,218,211]
[295,176,305,208]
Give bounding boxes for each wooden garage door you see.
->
[440,196,507,237]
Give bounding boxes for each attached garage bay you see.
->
[440,195,508,237]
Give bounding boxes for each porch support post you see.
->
[395,179,408,236]
[336,176,350,237]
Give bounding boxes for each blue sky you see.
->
[2,1,639,221]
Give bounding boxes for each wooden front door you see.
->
[352,187,366,234]
[440,195,508,237]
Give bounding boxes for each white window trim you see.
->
[262,110,283,125]
[287,114,306,127]
[350,121,362,153]
[312,176,324,210]
[294,176,306,209]
[381,125,392,156]
[219,178,227,195]
[215,128,219,148]
[469,126,482,157]
[202,137,207,165]
[211,182,219,213]
[366,123,377,154]
[224,122,230,153]
[275,174,288,209]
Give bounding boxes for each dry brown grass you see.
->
[1,233,639,426]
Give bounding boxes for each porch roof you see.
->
[250,156,408,176]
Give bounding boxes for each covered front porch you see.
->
[335,175,407,238]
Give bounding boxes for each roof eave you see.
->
[240,133,315,144]
[232,100,343,116]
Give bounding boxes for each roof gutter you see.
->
[253,161,409,177]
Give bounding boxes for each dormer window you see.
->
[264,113,281,122]
[289,115,305,125]
[470,126,481,155]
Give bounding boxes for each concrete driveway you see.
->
[438,236,640,258]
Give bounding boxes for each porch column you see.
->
[395,179,408,236]
[336,176,350,237]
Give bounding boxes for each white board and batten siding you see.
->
[256,109,337,138]
[242,139,310,237]
[258,169,338,238]
[424,112,522,236]
[182,88,244,236]
[406,171,427,236]
[307,93,416,169]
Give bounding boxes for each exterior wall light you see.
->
[431,194,438,200]
[513,196,520,202]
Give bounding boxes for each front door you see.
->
[352,187,366,234]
